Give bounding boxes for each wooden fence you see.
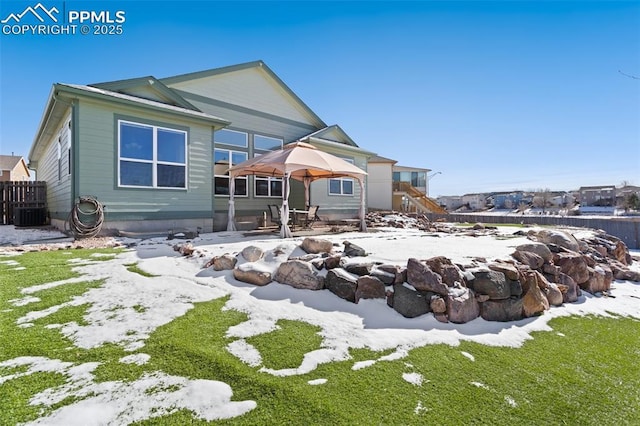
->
[424,213,640,250]
[0,181,47,225]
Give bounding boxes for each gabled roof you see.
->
[90,76,198,111]
[368,155,397,164]
[161,60,326,129]
[0,155,25,171]
[301,125,357,147]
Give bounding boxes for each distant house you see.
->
[0,155,30,181]
[578,185,616,207]
[487,191,524,209]
[616,185,640,208]
[366,155,397,211]
[437,195,464,211]
[461,193,486,211]
[28,61,372,233]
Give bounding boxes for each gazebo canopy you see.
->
[226,142,367,237]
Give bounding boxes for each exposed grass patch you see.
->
[246,319,323,370]
[125,262,158,278]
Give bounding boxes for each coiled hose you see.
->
[67,196,104,239]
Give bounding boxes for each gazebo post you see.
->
[280,172,293,238]
[226,173,237,231]
[358,178,367,232]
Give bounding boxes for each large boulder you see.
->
[545,283,564,306]
[580,265,613,294]
[355,276,386,302]
[391,284,431,318]
[488,262,519,281]
[326,269,358,302]
[512,250,544,270]
[204,254,237,271]
[554,252,589,284]
[241,245,264,262]
[556,272,580,303]
[468,270,511,300]
[274,260,325,290]
[536,229,580,252]
[521,271,550,317]
[515,242,553,263]
[233,267,272,286]
[406,258,449,296]
[345,262,374,276]
[301,237,334,254]
[343,241,367,257]
[446,287,480,324]
[480,298,524,322]
[425,256,464,286]
[378,264,406,284]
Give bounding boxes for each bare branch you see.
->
[619,70,640,80]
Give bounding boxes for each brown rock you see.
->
[522,271,550,317]
[274,260,325,290]
[355,276,386,302]
[301,237,334,254]
[430,295,447,313]
[204,254,237,271]
[545,283,563,306]
[406,258,449,296]
[488,262,519,281]
[515,242,553,262]
[233,267,272,286]
[554,252,589,284]
[512,250,544,270]
[446,288,480,324]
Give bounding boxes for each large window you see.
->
[214,149,247,196]
[254,134,283,197]
[329,157,354,196]
[118,120,187,189]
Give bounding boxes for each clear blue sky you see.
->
[1,0,638,196]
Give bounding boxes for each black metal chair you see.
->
[268,204,281,228]
[297,205,319,229]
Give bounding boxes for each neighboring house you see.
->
[0,155,30,181]
[616,185,640,208]
[366,155,397,211]
[28,61,372,233]
[437,195,464,211]
[487,191,524,210]
[461,193,487,211]
[578,185,616,207]
[390,165,445,214]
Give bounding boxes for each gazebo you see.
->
[226,142,367,237]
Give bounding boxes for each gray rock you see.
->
[546,283,563,306]
[469,270,510,300]
[370,267,396,285]
[406,258,448,296]
[430,295,447,313]
[391,284,431,318]
[480,298,524,322]
[488,262,519,281]
[241,245,264,262]
[326,269,358,302]
[345,262,374,276]
[324,255,344,270]
[343,241,367,257]
[355,275,386,302]
[425,256,464,286]
[378,264,406,284]
[274,260,325,290]
[556,272,579,303]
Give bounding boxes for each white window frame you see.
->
[214,148,248,197]
[329,158,355,196]
[117,119,188,190]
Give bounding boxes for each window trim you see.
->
[328,157,355,196]
[117,119,188,190]
[254,176,283,198]
[253,134,283,153]
[214,148,248,197]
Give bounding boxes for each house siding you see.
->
[308,145,368,220]
[75,98,216,229]
[37,108,73,221]
[367,162,393,210]
[166,67,315,125]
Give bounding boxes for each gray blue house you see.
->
[28,61,372,233]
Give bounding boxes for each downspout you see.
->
[70,99,80,207]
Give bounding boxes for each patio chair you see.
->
[296,205,319,229]
[268,204,281,228]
